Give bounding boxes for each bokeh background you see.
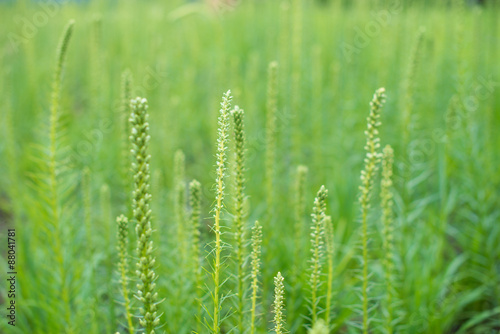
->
[0,0,499,333]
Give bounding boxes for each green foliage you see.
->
[0,2,498,334]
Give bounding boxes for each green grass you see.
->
[0,0,499,333]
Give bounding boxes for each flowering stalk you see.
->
[272,272,286,334]
[101,184,116,327]
[82,167,92,253]
[324,215,334,327]
[249,221,263,334]
[265,61,278,210]
[174,149,187,264]
[130,97,160,334]
[189,179,203,333]
[116,214,135,334]
[309,185,328,325]
[232,105,247,333]
[294,165,308,259]
[359,88,386,334]
[309,319,329,334]
[381,145,395,334]
[49,19,74,329]
[211,90,233,334]
[402,29,424,148]
[120,69,134,189]
[290,0,303,159]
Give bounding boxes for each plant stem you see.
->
[359,88,386,334]
[211,90,232,334]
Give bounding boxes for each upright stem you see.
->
[130,97,160,334]
[211,91,232,334]
[49,20,74,330]
[309,185,328,325]
[232,106,247,333]
[358,88,386,334]
[250,221,263,334]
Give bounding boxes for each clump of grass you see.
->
[129,97,161,333]
[116,214,135,334]
[309,185,328,325]
[249,221,263,334]
[272,272,287,334]
[358,87,386,334]
[231,105,247,333]
[208,90,233,334]
[381,145,395,334]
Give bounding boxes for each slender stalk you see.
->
[309,185,328,325]
[82,167,92,254]
[189,179,203,334]
[290,0,303,160]
[211,90,233,334]
[249,221,263,334]
[309,319,329,334]
[359,88,386,334]
[294,165,308,260]
[324,216,334,327]
[120,69,134,190]
[89,15,103,114]
[265,61,278,210]
[232,105,247,333]
[49,19,75,330]
[401,29,424,164]
[291,165,308,329]
[401,29,424,151]
[272,272,286,334]
[116,214,135,334]
[130,97,160,334]
[101,184,116,329]
[381,145,395,334]
[174,149,187,264]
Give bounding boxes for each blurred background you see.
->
[0,0,499,333]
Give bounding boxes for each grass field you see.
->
[0,0,499,333]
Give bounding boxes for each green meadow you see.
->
[0,0,499,333]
